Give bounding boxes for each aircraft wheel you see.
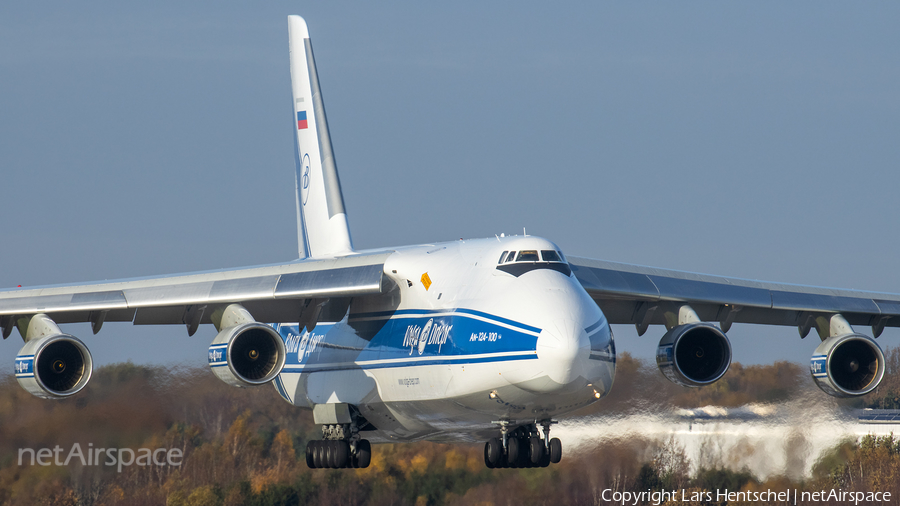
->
[484,438,501,468]
[549,437,562,464]
[313,441,326,468]
[506,437,519,467]
[529,437,544,464]
[517,439,530,468]
[305,441,316,468]
[350,447,360,468]
[540,450,551,468]
[483,443,494,468]
[356,439,372,469]
[333,440,349,468]
[319,441,330,468]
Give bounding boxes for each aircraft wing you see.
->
[569,256,900,337]
[0,251,391,338]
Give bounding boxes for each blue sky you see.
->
[1,2,899,371]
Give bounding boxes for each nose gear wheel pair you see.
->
[483,420,561,469]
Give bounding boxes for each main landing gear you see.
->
[483,420,562,469]
[306,424,372,469]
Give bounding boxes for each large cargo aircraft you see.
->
[3,16,897,470]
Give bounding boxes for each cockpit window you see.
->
[496,247,571,277]
[498,251,508,264]
[541,250,561,262]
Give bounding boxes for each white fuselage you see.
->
[272,236,615,442]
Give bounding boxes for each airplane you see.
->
[2,15,897,470]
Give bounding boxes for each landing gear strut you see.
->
[483,420,561,469]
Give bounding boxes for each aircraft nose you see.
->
[535,319,591,387]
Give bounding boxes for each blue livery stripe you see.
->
[273,375,292,403]
[282,351,537,373]
[585,319,604,333]
[349,308,541,335]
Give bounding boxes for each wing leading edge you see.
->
[0,251,391,339]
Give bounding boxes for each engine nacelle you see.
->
[15,334,93,399]
[657,323,732,387]
[208,322,285,387]
[811,333,885,397]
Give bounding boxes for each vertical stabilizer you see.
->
[288,15,354,258]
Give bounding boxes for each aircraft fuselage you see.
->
[272,235,615,442]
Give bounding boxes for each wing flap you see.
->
[275,264,384,298]
[0,290,129,314]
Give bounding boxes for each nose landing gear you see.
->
[483,420,561,469]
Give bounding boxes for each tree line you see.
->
[0,348,898,506]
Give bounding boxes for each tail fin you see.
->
[288,15,354,258]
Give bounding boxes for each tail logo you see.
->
[300,153,311,205]
[297,110,308,129]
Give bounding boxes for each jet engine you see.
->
[208,322,286,388]
[656,323,732,387]
[15,334,93,399]
[810,333,885,397]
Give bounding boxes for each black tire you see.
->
[334,440,349,468]
[350,446,360,468]
[485,438,501,468]
[506,437,519,467]
[517,439,530,468]
[483,442,495,468]
[549,437,562,464]
[529,437,544,464]
[305,441,316,469]
[356,439,372,468]
[313,441,325,468]
[540,450,551,467]
[326,441,337,468]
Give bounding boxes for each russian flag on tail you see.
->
[297,110,308,129]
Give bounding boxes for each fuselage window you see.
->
[541,250,561,262]
[498,251,508,264]
[516,250,539,262]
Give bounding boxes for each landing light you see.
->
[489,390,498,399]
[593,389,601,399]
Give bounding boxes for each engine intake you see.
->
[15,334,93,399]
[209,322,286,387]
[657,323,732,387]
[811,333,884,397]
